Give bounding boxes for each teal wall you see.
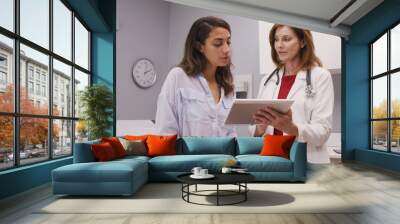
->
[91,0,116,135]
[0,0,116,200]
[343,0,400,171]
[0,158,72,199]
[66,0,111,32]
[92,31,115,135]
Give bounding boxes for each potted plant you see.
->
[79,84,113,140]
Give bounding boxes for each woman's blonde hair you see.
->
[178,16,234,96]
[269,24,322,73]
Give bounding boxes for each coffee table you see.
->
[177,172,255,206]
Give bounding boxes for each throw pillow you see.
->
[259,135,296,159]
[91,142,117,161]
[124,135,149,142]
[101,137,127,158]
[118,137,147,156]
[146,135,177,157]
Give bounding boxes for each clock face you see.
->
[132,58,157,88]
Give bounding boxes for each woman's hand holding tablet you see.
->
[224,99,294,124]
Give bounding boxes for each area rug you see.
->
[37,183,362,214]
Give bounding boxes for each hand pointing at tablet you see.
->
[253,107,298,137]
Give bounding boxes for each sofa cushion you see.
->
[118,138,147,156]
[124,135,149,142]
[74,139,100,163]
[260,135,296,159]
[147,135,177,157]
[236,155,293,172]
[148,154,235,172]
[236,137,263,155]
[52,158,147,183]
[177,137,236,155]
[101,137,127,158]
[115,155,150,163]
[91,142,118,161]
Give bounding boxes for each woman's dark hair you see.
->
[178,16,234,96]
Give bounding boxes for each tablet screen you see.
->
[224,99,294,125]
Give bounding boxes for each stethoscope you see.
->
[263,68,315,98]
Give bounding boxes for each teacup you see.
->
[191,167,202,176]
[199,168,208,176]
[221,167,232,174]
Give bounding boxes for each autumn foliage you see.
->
[0,85,59,149]
[372,99,400,141]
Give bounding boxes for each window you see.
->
[75,18,89,70]
[53,0,72,60]
[36,83,40,95]
[0,34,13,113]
[0,116,13,170]
[41,73,46,82]
[20,0,49,49]
[371,23,400,154]
[28,81,34,94]
[0,0,91,170]
[74,69,89,118]
[42,85,46,97]
[53,59,72,117]
[0,71,6,85]
[35,70,41,81]
[53,119,72,158]
[54,89,58,104]
[0,54,8,88]
[28,67,34,80]
[0,0,14,32]
[20,117,48,165]
[0,55,7,67]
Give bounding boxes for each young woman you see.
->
[252,25,334,163]
[155,16,236,137]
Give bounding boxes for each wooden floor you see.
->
[1,160,400,224]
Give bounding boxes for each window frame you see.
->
[370,20,400,154]
[0,0,92,171]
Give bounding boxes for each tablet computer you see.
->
[224,99,294,125]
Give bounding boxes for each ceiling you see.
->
[164,0,384,38]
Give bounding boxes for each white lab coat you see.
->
[250,66,334,163]
[155,67,237,137]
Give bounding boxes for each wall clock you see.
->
[132,58,157,88]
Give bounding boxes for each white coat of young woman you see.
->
[155,17,237,137]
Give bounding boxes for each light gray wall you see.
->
[116,0,340,137]
[168,4,259,76]
[117,0,260,121]
[116,0,170,120]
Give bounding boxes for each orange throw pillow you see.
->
[259,135,296,159]
[91,142,117,161]
[146,135,177,157]
[124,135,149,142]
[101,137,127,158]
